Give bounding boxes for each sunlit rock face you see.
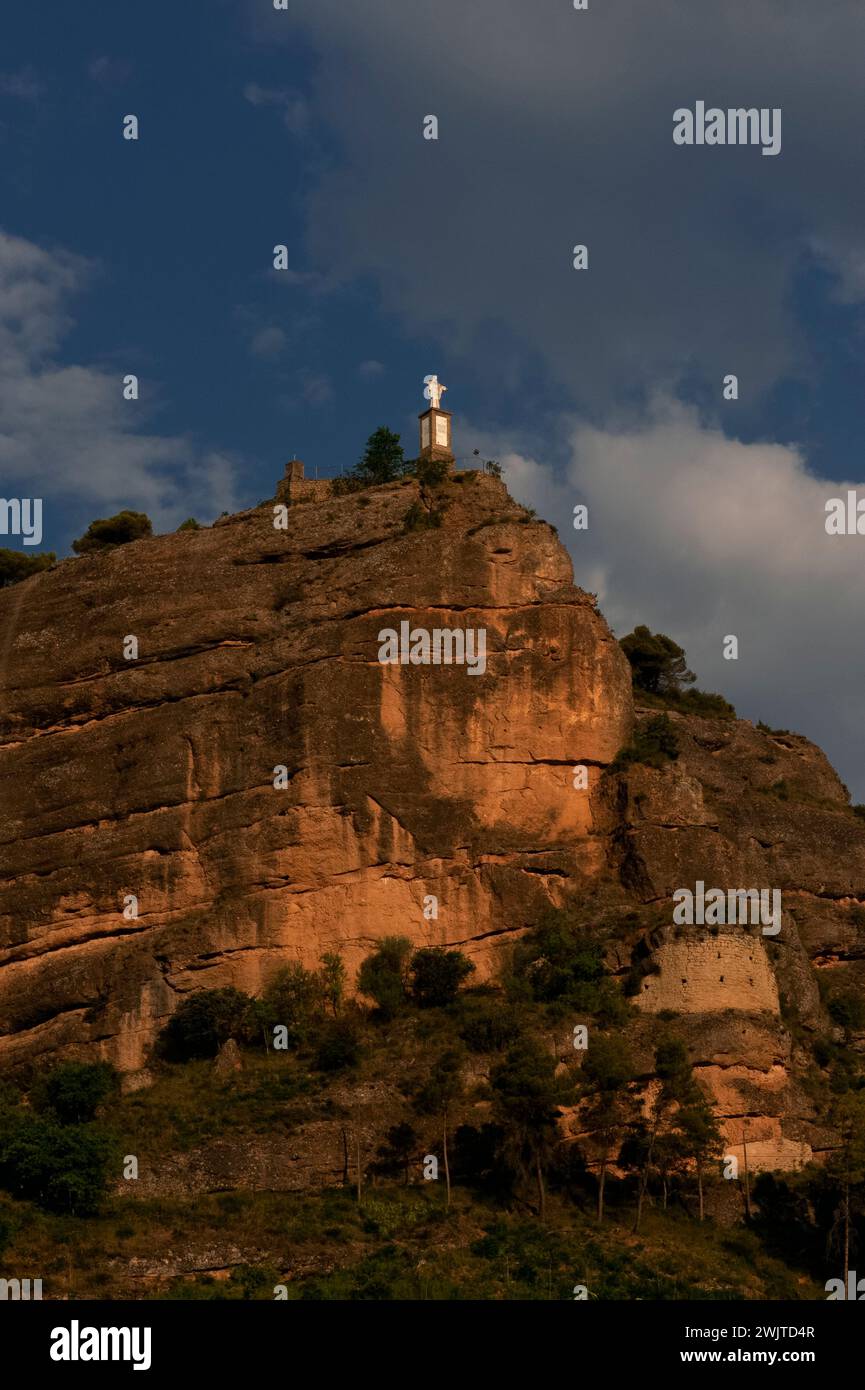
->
[0,473,632,1075]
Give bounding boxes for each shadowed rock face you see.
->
[0,473,632,1074]
[607,709,865,1170]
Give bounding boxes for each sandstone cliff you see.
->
[1,468,863,1179]
[0,472,631,1074]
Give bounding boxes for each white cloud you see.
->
[243,82,308,136]
[87,56,132,86]
[467,399,865,796]
[358,358,385,379]
[249,325,286,358]
[0,229,238,537]
[0,68,44,101]
[301,372,334,406]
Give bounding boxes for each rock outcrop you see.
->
[2,467,864,1176]
[0,472,631,1074]
[607,708,865,1170]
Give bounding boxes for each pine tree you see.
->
[579,1035,637,1222]
[355,427,406,484]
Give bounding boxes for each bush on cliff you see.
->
[506,908,630,1024]
[408,948,475,1008]
[331,474,366,497]
[415,455,450,487]
[674,687,736,718]
[0,1094,116,1217]
[403,500,443,532]
[0,548,55,587]
[313,1017,362,1072]
[158,987,252,1061]
[358,936,413,1019]
[458,997,522,1053]
[612,713,680,772]
[33,1061,119,1125]
[72,510,153,554]
[253,964,324,1049]
[250,957,347,1049]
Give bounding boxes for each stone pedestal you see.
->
[418,407,454,467]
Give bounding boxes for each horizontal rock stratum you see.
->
[0,473,632,1074]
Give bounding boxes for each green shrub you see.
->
[357,937,413,1019]
[314,1018,361,1072]
[255,963,326,1049]
[72,510,152,553]
[612,713,680,772]
[158,987,251,1061]
[408,948,475,1008]
[331,474,366,497]
[177,517,201,531]
[33,1061,119,1124]
[403,501,443,532]
[0,548,55,587]
[675,688,736,719]
[415,456,450,487]
[506,908,629,1023]
[0,1111,116,1215]
[459,999,521,1053]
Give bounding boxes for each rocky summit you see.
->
[1,468,863,1180]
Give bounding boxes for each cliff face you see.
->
[606,710,865,1171]
[0,473,631,1074]
[1,470,864,1177]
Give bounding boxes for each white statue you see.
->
[423,374,447,410]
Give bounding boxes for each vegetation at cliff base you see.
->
[1,908,864,1302]
[0,1062,119,1216]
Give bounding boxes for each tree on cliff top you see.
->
[355,427,407,485]
[619,625,696,696]
[72,510,153,554]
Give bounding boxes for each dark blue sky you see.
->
[3,0,865,793]
[1,0,467,551]
[3,0,863,558]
